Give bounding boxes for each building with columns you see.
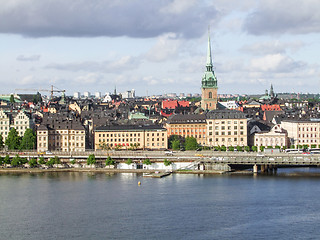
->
[201,32,218,111]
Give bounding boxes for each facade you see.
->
[253,124,288,148]
[166,114,207,146]
[281,120,320,147]
[201,32,218,111]
[37,118,86,152]
[94,125,168,150]
[0,110,34,141]
[206,110,247,147]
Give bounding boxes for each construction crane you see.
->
[15,85,66,100]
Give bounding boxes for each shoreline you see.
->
[0,168,226,174]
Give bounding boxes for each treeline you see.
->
[1,128,36,150]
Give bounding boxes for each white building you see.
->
[95,92,101,98]
[84,92,91,98]
[73,92,80,99]
[121,89,135,99]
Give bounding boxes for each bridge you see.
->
[2,150,320,173]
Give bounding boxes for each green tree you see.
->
[0,134,3,149]
[221,145,227,151]
[184,137,199,150]
[105,156,115,166]
[38,157,45,164]
[0,156,3,165]
[53,156,60,164]
[168,135,183,149]
[214,146,221,151]
[172,139,180,150]
[46,158,55,167]
[10,94,15,103]
[126,158,133,165]
[311,144,317,149]
[20,128,36,150]
[252,146,258,152]
[29,158,38,167]
[236,146,243,152]
[260,146,265,152]
[87,154,96,165]
[70,159,76,164]
[143,158,152,165]
[11,155,22,167]
[164,158,172,166]
[4,155,10,164]
[5,128,21,150]
[244,146,251,152]
[228,146,234,152]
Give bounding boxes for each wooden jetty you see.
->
[143,171,171,178]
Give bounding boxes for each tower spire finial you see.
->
[206,26,213,69]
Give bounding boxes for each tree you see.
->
[4,155,10,164]
[244,146,251,152]
[0,156,3,165]
[53,156,60,164]
[11,155,22,167]
[70,159,76,164]
[10,94,15,103]
[168,135,183,150]
[87,154,96,165]
[236,146,243,152]
[221,145,227,151]
[38,157,45,164]
[46,158,55,167]
[125,158,133,165]
[0,134,3,149]
[29,158,38,167]
[260,146,265,152]
[20,128,36,150]
[105,156,115,166]
[172,140,180,150]
[184,137,199,150]
[228,146,234,152]
[5,128,21,150]
[143,158,152,165]
[164,158,172,166]
[252,146,258,152]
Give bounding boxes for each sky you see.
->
[1,0,320,97]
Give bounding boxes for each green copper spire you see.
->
[202,29,217,89]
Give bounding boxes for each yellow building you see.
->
[206,110,247,147]
[94,125,167,150]
[166,114,207,146]
[37,118,85,152]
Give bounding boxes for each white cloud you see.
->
[16,54,41,61]
[250,54,304,72]
[0,0,219,39]
[244,0,320,35]
[145,33,182,62]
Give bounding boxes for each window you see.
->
[209,92,212,99]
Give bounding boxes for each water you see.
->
[1,169,320,239]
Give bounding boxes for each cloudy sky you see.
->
[1,0,320,96]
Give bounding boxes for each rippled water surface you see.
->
[1,169,320,239]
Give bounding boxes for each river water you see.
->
[1,168,320,240]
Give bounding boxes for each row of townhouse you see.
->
[94,125,168,150]
[0,109,34,141]
[166,110,248,147]
[37,117,86,152]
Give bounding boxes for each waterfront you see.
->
[1,169,320,239]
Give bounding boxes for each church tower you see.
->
[201,30,218,111]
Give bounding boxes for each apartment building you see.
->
[206,110,247,147]
[0,110,34,141]
[166,114,207,146]
[253,124,288,148]
[37,117,86,152]
[281,120,320,147]
[94,125,167,150]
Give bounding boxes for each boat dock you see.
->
[143,172,171,178]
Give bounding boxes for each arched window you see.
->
[209,92,212,99]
